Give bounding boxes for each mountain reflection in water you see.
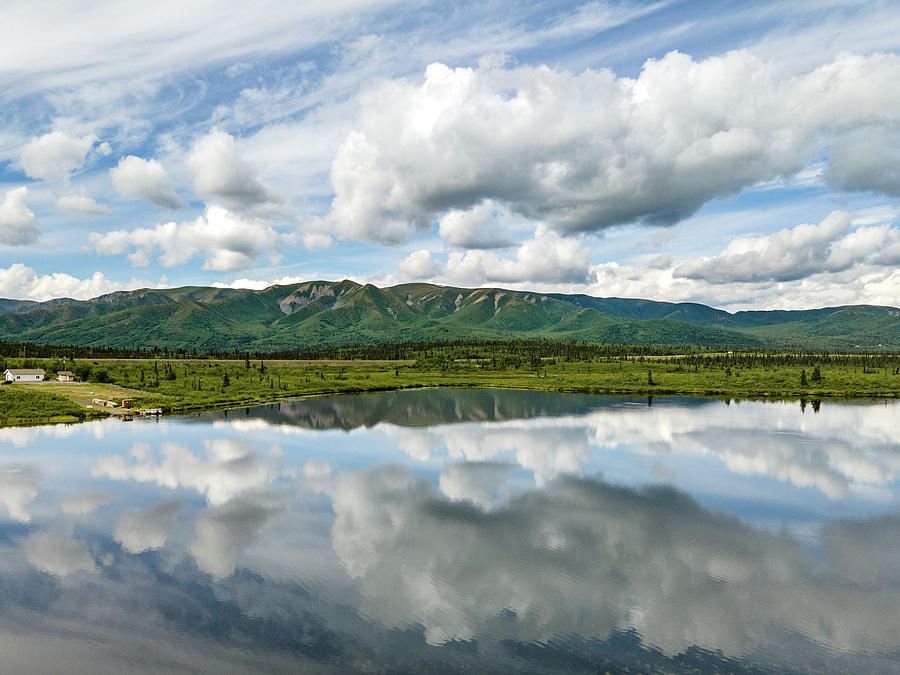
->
[0,390,898,673]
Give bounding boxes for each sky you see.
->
[2,0,900,311]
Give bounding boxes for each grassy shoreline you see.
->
[3,351,900,428]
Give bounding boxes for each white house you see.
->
[57,370,76,382]
[4,369,45,382]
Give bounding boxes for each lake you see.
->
[1,389,898,673]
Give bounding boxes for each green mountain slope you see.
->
[0,281,898,350]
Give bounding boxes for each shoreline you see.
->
[4,349,900,429]
[4,376,900,430]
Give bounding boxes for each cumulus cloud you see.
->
[0,263,159,301]
[446,226,592,284]
[586,256,900,313]
[211,275,306,291]
[24,529,96,576]
[826,127,900,197]
[397,249,444,279]
[675,211,852,283]
[88,205,284,271]
[377,396,900,500]
[19,131,97,182]
[93,439,288,506]
[438,201,513,249]
[114,500,181,553]
[674,210,900,284]
[0,464,40,522]
[438,461,516,509]
[55,194,111,216]
[110,155,184,209]
[329,465,900,655]
[187,128,278,211]
[189,492,285,579]
[326,51,900,244]
[399,225,592,285]
[0,187,40,245]
[389,421,592,487]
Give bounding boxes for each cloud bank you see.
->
[325,51,900,244]
[0,263,158,301]
[329,464,900,656]
[89,205,284,271]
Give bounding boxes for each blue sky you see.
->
[2,0,900,309]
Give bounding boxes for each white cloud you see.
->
[382,397,900,500]
[326,51,900,244]
[128,249,150,267]
[397,249,444,279]
[583,258,900,312]
[189,492,285,579]
[747,1,900,73]
[93,439,288,506]
[509,206,899,310]
[0,464,40,522]
[60,492,111,516]
[673,210,900,285]
[110,155,184,209]
[392,422,592,487]
[55,194,111,216]
[438,201,513,249]
[24,529,96,576]
[438,462,516,509]
[0,263,159,301]
[114,500,181,553]
[675,211,854,283]
[826,127,900,197]
[539,0,671,40]
[19,130,97,182]
[448,226,592,284]
[329,464,900,653]
[0,187,40,245]
[302,232,333,251]
[0,1,405,97]
[187,128,278,212]
[402,225,593,285]
[89,205,284,271]
[211,275,306,291]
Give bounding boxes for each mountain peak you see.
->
[0,281,897,351]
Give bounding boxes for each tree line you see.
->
[2,338,899,372]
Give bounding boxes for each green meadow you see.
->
[3,343,900,427]
[0,387,108,426]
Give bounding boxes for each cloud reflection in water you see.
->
[327,463,900,657]
[0,391,898,672]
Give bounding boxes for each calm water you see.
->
[1,389,899,673]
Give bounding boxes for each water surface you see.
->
[1,390,898,672]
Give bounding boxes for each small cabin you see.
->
[92,398,118,408]
[57,370,76,382]
[4,369,45,382]
[121,399,134,409]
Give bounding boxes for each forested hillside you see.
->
[0,280,898,351]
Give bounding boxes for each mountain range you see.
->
[1,280,899,351]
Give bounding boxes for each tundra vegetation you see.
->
[3,339,900,427]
